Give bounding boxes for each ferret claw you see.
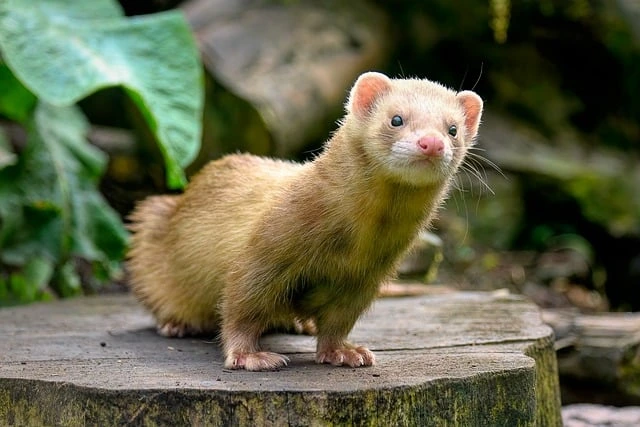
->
[225,351,290,371]
[316,345,375,367]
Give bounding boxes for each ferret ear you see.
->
[457,91,483,140]
[348,72,392,118]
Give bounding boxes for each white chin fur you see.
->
[383,143,453,186]
[384,161,449,186]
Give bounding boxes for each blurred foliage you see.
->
[379,0,640,148]
[0,0,203,305]
[489,0,511,44]
[1,0,638,310]
[372,0,640,309]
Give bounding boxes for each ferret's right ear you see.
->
[457,90,484,140]
[347,72,392,119]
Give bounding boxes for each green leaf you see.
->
[0,127,17,169]
[55,260,82,298]
[0,276,8,304]
[8,256,54,303]
[10,0,125,20]
[0,102,128,284]
[0,63,36,122]
[71,191,130,264]
[33,103,129,264]
[0,201,61,266]
[0,0,204,188]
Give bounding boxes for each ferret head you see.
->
[344,71,483,187]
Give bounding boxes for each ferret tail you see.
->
[126,195,180,303]
[127,195,179,240]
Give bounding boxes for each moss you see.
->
[525,335,563,426]
[0,366,544,426]
[617,344,640,399]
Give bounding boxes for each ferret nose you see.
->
[417,136,445,157]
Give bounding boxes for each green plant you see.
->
[0,0,203,305]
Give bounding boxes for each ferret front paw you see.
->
[225,351,290,371]
[315,345,376,367]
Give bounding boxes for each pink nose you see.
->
[417,136,445,157]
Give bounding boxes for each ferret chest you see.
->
[289,268,380,317]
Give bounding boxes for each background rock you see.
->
[183,0,391,163]
[563,404,640,427]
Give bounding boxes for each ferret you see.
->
[127,71,483,371]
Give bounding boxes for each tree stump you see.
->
[0,291,561,425]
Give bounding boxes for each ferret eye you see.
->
[390,115,404,127]
[448,125,458,137]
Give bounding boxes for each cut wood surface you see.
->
[0,291,561,425]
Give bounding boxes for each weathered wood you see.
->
[0,292,561,425]
[181,0,391,157]
[543,308,640,403]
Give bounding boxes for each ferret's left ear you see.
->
[347,72,392,119]
[457,91,483,140]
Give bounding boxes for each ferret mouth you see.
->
[390,143,451,167]
[382,157,450,187]
[408,155,448,170]
[385,144,452,185]
[410,157,436,166]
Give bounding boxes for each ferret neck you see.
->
[309,129,445,228]
[315,127,444,195]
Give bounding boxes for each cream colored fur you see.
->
[127,72,483,371]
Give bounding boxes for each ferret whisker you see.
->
[463,167,476,193]
[459,160,486,185]
[472,62,483,92]
[454,167,475,199]
[302,147,324,156]
[458,66,469,92]
[451,176,467,194]
[467,166,483,198]
[449,183,468,236]
[459,162,494,196]
[465,149,506,178]
[450,176,471,243]
[397,61,406,79]
[466,156,490,184]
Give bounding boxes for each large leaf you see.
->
[11,0,125,20]
[0,0,204,188]
[0,63,36,123]
[9,256,55,303]
[0,102,128,277]
[0,127,17,169]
